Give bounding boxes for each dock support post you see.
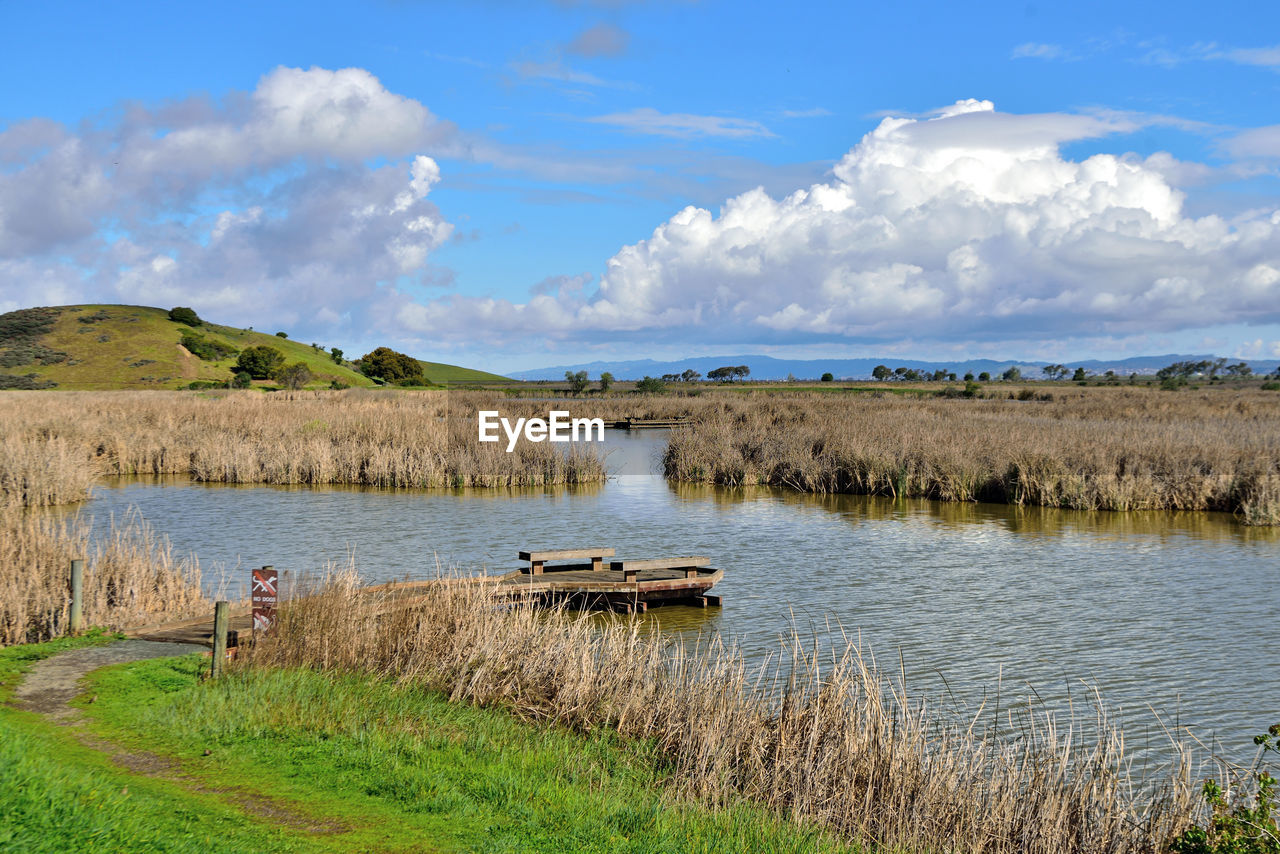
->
[68,559,84,635]
[211,601,229,678]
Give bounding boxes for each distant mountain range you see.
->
[511,354,1280,381]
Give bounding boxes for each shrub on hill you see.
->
[359,347,425,386]
[0,372,57,389]
[0,307,67,369]
[167,306,202,326]
[635,376,666,393]
[179,331,238,362]
[235,345,285,380]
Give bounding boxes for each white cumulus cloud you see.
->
[412,99,1280,349]
[0,66,455,340]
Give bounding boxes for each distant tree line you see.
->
[708,365,750,382]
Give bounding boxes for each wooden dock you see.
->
[607,416,692,430]
[494,548,723,613]
[125,547,723,645]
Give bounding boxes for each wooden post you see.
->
[211,601,229,678]
[68,559,84,635]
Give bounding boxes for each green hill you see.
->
[0,305,507,390]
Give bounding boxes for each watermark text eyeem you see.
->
[478,410,605,452]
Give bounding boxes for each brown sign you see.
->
[251,566,278,634]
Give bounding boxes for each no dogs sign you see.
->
[252,566,278,634]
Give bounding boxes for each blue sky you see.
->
[2,0,1279,373]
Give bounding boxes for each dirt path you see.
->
[14,639,196,723]
[12,639,348,835]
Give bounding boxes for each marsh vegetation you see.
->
[659,387,1280,524]
[239,571,1205,854]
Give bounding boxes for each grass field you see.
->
[78,654,860,853]
[0,635,308,854]
[0,304,507,390]
[0,634,859,853]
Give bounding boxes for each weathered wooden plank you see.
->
[518,548,616,562]
[610,556,710,572]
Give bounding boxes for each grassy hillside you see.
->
[0,305,505,390]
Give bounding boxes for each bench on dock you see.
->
[518,548,615,575]
[609,556,710,582]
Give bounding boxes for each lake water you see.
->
[66,428,1279,769]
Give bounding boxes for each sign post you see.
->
[251,565,278,636]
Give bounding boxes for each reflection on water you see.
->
[63,428,1279,766]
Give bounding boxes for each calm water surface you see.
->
[69,429,1278,767]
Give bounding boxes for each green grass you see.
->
[79,656,862,854]
[0,635,315,853]
[0,305,507,390]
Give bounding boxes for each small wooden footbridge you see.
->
[494,547,722,614]
[127,547,723,647]
[605,416,691,429]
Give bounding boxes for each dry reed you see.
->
[243,572,1202,853]
[0,507,210,645]
[0,389,606,508]
[659,388,1280,524]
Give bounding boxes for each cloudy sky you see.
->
[2,0,1279,373]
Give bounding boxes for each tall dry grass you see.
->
[0,508,210,646]
[244,572,1201,853]
[3,386,1276,522]
[661,388,1280,524]
[0,435,98,508]
[0,389,606,508]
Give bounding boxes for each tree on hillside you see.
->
[563,370,590,394]
[872,364,891,381]
[359,347,425,385]
[235,345,285,379]
[330,347,344,364]
[168,306,201,327]
[275,361,312,390]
